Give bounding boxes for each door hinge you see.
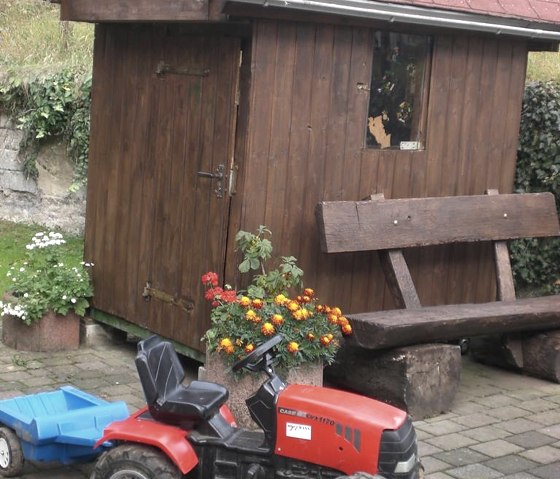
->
[142,282,194,313]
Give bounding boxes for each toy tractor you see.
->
[92,334,422,479]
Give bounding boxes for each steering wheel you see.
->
[232,335,283,373]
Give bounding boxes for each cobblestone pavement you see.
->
[0,331,558,478]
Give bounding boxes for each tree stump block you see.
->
[325,343,462,420]
[522,330,560,383]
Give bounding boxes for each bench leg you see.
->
[325,343,462,420]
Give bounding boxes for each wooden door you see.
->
[86,26,241,353]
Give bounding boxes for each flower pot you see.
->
[2,310,80,352]
[199,351,323,429]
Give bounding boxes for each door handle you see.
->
[197,164,225,198]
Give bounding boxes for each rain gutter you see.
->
[225,0,560,41]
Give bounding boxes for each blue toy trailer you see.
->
[0,386,129,477]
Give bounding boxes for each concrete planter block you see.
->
[199,351,323,429]
[2,311,80,352]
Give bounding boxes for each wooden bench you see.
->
[316,191,560,417]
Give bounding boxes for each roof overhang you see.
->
[224,0,560,43]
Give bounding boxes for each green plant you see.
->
[202,227,352,370]
[0,71,91,188]
[0,231,93,325]
[512,80,560,295]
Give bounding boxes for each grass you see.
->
[527,51,560,83]
[0,221,84,296]
[0,0,93,77]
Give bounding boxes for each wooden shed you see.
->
[60,0,560,359]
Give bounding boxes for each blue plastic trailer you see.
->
[0,386,129,476]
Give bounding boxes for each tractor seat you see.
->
[136,335,228,427]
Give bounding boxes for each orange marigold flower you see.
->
[219,338,235,353]
[271,314,284,326]
[338,316,349,327]
[252,298,264,309]
[287,300,300,312]
[320,335,331,346]
[292,309,306,321]
[239,296,251,307]
[306,332,315,341]
[296,295,304,303]
[261,322,275,336]
[315,304,325,313]
[302,295,311,303]
[304,288,314,297]
[274,294,288,305]
[245,343,255,353]
[245,309,257,321]
[331,307,342,317]
[341,324,353,335]
[287,342,299,353]
[328,313,339,324]
[327,333,334,340]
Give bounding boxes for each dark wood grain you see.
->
[348,296,560,350]
[379,250,421,309]
[317,193,560,253]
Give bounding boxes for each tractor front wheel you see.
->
[92,444,182,479]
[0,426,24,477]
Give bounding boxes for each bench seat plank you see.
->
[348,295,560,350]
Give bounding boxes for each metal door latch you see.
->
[197,164,226,198]
[142,283,194,313]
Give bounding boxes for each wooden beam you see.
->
[60,0,215,22]
[379,249,421,309]
[348,295,560,350]
[316,192,560,253]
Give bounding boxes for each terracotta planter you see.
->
[199,351,323,429]
[2,310,80,352]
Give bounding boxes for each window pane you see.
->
[366,32,430,150]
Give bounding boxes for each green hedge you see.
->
[511,81,560,296]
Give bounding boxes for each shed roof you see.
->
[381,0,560,26]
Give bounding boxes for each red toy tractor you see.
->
[91,335,422,479]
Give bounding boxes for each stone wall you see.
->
[0,114,86,235]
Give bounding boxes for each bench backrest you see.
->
[316,192,560,254]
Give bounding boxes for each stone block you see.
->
[325,343,462,420]
[0,170,38,194]
[0,148,21,170]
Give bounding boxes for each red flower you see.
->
[201,272,219,287]
[220,290,238,303]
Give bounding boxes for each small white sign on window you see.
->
[286,422,312,440]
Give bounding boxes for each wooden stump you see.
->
[522,330,560,383]
[2,311,80,352]
[199,352,323,429]
[325,343,462,420]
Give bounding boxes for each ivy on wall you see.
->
[511,80,560,295]
[0,71,91,191]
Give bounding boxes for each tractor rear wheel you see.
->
[0,426,24,477]
[92,444,181,479]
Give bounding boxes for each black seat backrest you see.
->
[136,335,185,406]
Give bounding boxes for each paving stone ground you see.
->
[0,330,558,479]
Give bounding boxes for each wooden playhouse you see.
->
[59,0,560,360]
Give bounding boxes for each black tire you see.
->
[0,426,24,477]
[92,444,182,479]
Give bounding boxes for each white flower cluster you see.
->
[0,300,27,321]
[26,232,66,250]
